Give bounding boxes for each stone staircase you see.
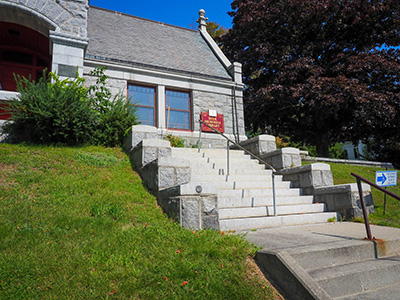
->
[171,147,338,231]
[252,224,400,300]
[291,242,400,299]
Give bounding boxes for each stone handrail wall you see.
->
[125,125,219,230]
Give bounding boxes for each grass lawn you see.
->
[0,144,278,299]
[322,162,400,228]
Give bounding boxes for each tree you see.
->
[222,0,400,159]
[206,21,228,42]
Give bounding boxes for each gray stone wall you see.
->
[192,90,245,136]
[157,195,219,230]
[314,183,374,220]
[1,0,89,37]
[84,74,127,98]
[261,148,302,171]
[278,163,334,195]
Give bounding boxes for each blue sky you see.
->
[89,0,234,29]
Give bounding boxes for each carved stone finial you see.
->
[197,9,208,31]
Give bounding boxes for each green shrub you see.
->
[329,142,348,159]
[3,71,96,145]
[164,134,185,147]
[276,135,318,157]
[88,67,139,147]
[276,135,347,158]
[3,67,138,147]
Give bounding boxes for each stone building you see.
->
[0,1,245,146]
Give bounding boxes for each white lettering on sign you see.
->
[375,171,397,187]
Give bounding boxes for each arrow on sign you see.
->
[377,173,387,184]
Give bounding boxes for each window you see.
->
[165,90,191,130]
[128,84,156,126]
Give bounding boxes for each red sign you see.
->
[201,112,224,133]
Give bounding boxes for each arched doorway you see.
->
[0,21,51,120]
[0,22,51,91]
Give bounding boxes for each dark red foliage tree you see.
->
[222,0,400,160]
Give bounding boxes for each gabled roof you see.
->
[86,6,232,81]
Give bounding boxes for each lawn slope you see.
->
[0,144,276,299]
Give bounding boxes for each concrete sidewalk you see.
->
[241,222,400,300]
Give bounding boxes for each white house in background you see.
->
[0,1,245,146]
[342,141,367,160]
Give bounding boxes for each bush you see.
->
[164,134,185,147]
[3,72,96,145]
[276,135,347,159]
[88,67,138,147]
[329,142,348,159]
[3,67,138,147]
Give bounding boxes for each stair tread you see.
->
[219,203,325,209]
[313,255,400,298]
[220,212,338,230]
[335,281,400,300]
[173,146,340,231]
[310,254,400,281]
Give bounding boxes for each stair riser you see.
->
[218,188,302,198]
[291,243,379,271]
[190,174,281,183]
[318,263,400,298]
[219,203,327,219]
[190,180,291,190]
[218,196,315,208]
[189,161,266,171]
[191,169,271,176]
[219,212,338,231]
[172,148,247,156]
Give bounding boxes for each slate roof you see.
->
[86,7,232,81]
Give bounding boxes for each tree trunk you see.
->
[316,135,330,157]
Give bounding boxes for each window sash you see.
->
[165,90,191,130]
[128,84,156,126]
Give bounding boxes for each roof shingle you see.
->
[86,7,232,80]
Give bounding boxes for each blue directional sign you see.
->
[375,171,397,187]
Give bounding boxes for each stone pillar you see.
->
[157,85,166,129]
[278,163,334,195]
[157,195,219,230]
[130,139,171,170]
[124,125,160,154]
[261,148,302,171]
[50,31,89,78]
[228,62,243,84]
[236,134,277,155]
[314,183,374,219]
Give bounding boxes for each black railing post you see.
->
[356,177,373,240]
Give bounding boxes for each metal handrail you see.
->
[199,120,276,172]
[351,172,400,240]
[198,120,278,216]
